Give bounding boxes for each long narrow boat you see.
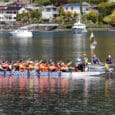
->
[0,71,106,79]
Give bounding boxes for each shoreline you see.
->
[0,27,115,32]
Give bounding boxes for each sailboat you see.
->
[72,1,87,34]
[72,16,87,34]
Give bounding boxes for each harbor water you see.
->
[0,31,115,62]
[0,31,115,115]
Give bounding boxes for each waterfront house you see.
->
[41,5,59,20]
[60,2,91,14]
[0,6,28,23]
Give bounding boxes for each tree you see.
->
[103,13,115,26]
[110,13,115,26]
[87,11,98,23]
[98,2,115,17]
[50,0,57,5]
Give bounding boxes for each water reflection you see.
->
[72,34,89,58]
[0,31,115,114]
[0,31,115,62]
[0,75,114,114]
[39,32,55,59]
[0,36,32,60]
[104,78,114,97]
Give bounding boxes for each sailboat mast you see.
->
[80,0,83,15]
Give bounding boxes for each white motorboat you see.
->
[10,27,33,38]
[72,20,87,34]
[72,14,87,34]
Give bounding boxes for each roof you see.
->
[6,6,22,10]
[61,2,90,7]
[43,5,57,8]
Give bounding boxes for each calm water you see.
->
[0,31,115,115]
[0,31,115,62]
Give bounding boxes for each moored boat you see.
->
[72,20,87,34]
[10,27,33,38]
[72,14,87,34]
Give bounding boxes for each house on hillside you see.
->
[0,6,28,23]
[41,5,59,20]
[60,2,91,14]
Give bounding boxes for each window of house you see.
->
[71,7,73,11]
[52,8,56,11]
[13,11,17,14]
[46,8,51,12]
[9,16,12,19]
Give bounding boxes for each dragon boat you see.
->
[0,71,105,79]
[0,64,107,79]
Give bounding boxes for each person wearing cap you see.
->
[82,53,88,65]
[81,53,89,71]
[91,54,100,64]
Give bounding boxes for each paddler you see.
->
[106,54,113,64]
[91,54,100,64]
[105,54,114,72]
[81,53,88,71]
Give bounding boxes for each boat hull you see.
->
[10,28,33,38]
[0,71,105,79]
[72,21,87,34]
[10,31,33,38]
[72,28,87,34]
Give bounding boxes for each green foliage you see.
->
[33,0,108,5]
[34,0,51,5]
[50,0,57,5]
[16,9,42,23]
[87,0,107,4]
[59,8,66,16]
[67,0,78,3]
[98,13,103,23]
[56,16,63,24]
[87,11,98,23]
[103,13,115,26]
[110,13,115,26]
[103,15,111,23]
[98,2,115,17]
[73,12,78,17]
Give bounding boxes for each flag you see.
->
[90,32,94,43]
